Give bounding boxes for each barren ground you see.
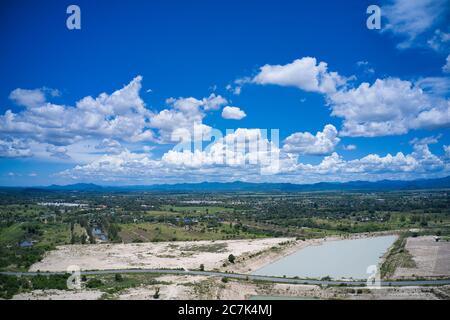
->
[29,238,294,272]
[393,236,450,279]
[12,274,447,300]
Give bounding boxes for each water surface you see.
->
[253,235,396,280]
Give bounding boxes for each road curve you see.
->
[1,269,450,287]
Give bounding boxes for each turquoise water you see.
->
[253,235,397,280]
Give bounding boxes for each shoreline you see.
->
[230,231,400,276]
[28,231,401,276]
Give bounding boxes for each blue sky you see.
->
[0,0,449,186]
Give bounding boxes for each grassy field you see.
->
[84,273,167,297]
[0,223,25,244]
[0,222,71,247]
[118,222,266,242]
[144,210,185,217]
[380,233,416,279]
[72,223,87,238]
[38,224,71,247]
[139,206,237,219]
[161,205,235,214]
[0,222,72,271]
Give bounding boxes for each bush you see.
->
[228,254,235,264]
[114,273,123,282]
[153,287,160,299]
[0,274,70,299]
[0,275,23,299]
[86,278,103,288]
[221,277,228,283]
[30,274,68,290]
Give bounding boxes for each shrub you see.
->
[153,287,160,299]
[86,278,103,288]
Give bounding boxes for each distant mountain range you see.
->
[5,176,449,192]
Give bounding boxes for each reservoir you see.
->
[253,235,397,280]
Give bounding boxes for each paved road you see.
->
[2,269,450,287]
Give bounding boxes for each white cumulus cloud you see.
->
[328,78,450,137]
[1,76,155,146]
[149,94,226,143]
[282,124,340,155]
[9,88,47,108]
[251,57,347,94]
[221,106,246,120]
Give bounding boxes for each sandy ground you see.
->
[29,233,398,274]
[13,233,450,300]
[117,284,191,300]
[12,289,104,300]
[200,276,440,300]
[118,275,210,300]
[166,277,445,300]
[12,275,446,300]
[346,286,440,300]
[29,238,293,272]
[394,236,450,279]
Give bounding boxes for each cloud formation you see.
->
[95,139,124,155]
[46,145,70,160]
[343,144,357,151]
[444,145,450,158]
[58,133,448,183]
[382,0,450,50]
[1,76,154,146]
[149,94,227,143]
[2,67,449,185]
[328,78,450,137]
[221,106,246,120]
[0,138,32,158]
[162,128,280,169]
[251,57,347,94]
[9,88,47,108]
[283,124,340,155]
[443,54,450,73]
[242,57,450,137]
[0,77,229,160]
